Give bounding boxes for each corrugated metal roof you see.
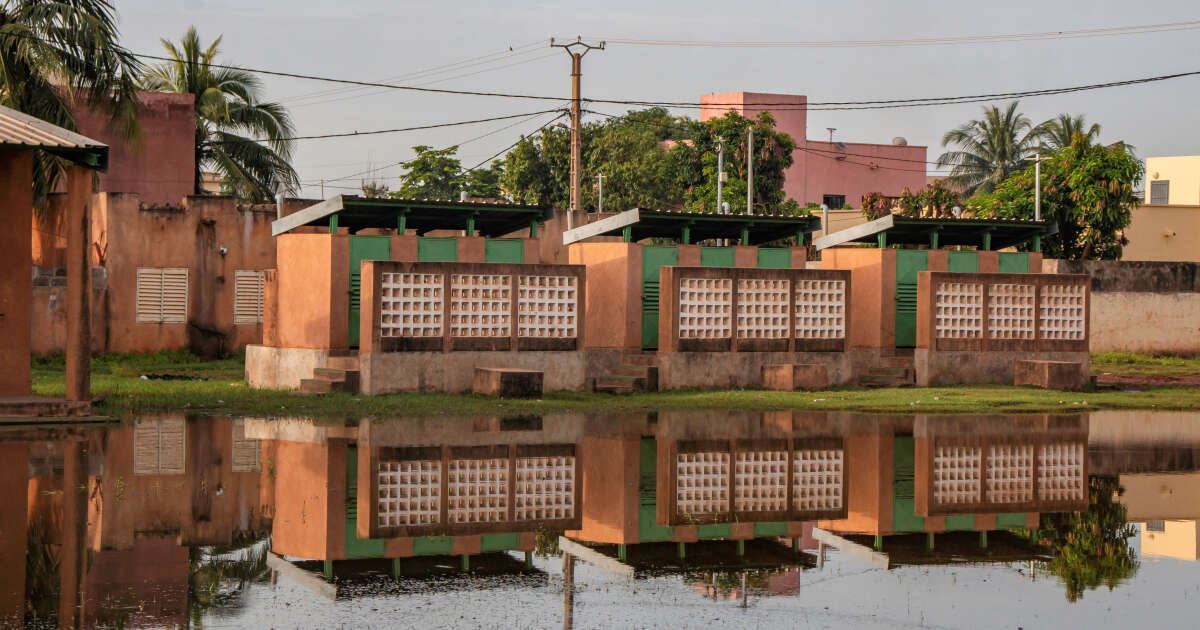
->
[0,103,108,169]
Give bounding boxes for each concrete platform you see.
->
[1014,359,1087,390]
[915,349,1090,387]
[0,396,91,419]
[762,364,829,391]
[473,367,544,398]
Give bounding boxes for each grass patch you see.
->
[30,351,1200,419]
[1091,352,1200,376]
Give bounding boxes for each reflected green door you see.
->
[349,235,391,347]
[894,250,927,347]
[641,246,678,350]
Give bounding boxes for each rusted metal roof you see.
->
[272,194,550,237]
[0,104,108,169]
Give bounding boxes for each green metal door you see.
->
[894,250,927,347]
[998,252,1030,273]
[641,245,678,349]
[345,446,385,558]
[757,247,791,269]
[417,237,457,262]
[349,235,391,347]
[947,250,979,273]
[485,238,524,263]
[700,246,736,267]
[891,436,925,533]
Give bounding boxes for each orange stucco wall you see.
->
[818,432,893,535]
[821,247,894,348]
[271,440,346,560]
[567,436,641,544]
[0,148,33,394]
[274,233,349,349]
[570,241,642,350]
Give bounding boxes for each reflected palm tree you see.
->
[186,538,271,628]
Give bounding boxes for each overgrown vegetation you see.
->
[1033,476,1138,602]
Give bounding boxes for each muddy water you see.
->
[2,411,1198,629]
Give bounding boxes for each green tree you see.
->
[500,132,554,205]
[676,110,801,215]
[936,102,1045,196]
[1038,113,1101,151]
[142,26,298,201]
[0,0,142,205]
[465,160,503,198]
[968,136,1142,259]
[1034,476,1138,602]
[393,144,465,199]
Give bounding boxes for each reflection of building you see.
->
[818,415,1088,546]
[1140,520,1200,561]
[249,416,584,578]
[0,416,270,627]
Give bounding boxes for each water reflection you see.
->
[1,411,1199,627]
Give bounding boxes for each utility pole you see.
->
[320,179,325,199]
[1033,154,1043,221]
[551,36,604,229]
[596,172,605,213]
[716,137,726,213]
[827,127,836,144]
[746,127,754,215]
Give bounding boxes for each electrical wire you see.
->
[465,112,568,171]
[211,108,564,144]
[589,19,1200,48]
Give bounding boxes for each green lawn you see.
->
[1091,352,1200,376]
[28,351,1200,419]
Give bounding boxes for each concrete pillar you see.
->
[59,441,89,628]
[65,165,92,402]
[0,148,33,396]
[0,443,29,625]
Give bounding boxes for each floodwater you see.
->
[3,410,1200,629]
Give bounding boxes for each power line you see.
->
[590,19,1200,48]
[211,109,564,144]
[466,112,569,171]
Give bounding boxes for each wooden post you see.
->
[65,165,91,402]
[563,553,575,630]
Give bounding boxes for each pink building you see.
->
[700,92,928,208]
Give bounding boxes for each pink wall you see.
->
[71,91,195,205]
[700,92,928,208]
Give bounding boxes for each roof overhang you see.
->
[0,104,108,170]
[814,214,1055,251]
[562,208,821,246]
[272,195,551,237]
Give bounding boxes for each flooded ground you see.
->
[2,410,1198,628]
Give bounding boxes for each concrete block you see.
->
[1014,360,1085,390]
[472,367,544,398]
[762,363,829,391]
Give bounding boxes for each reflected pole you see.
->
[563,552,575,630]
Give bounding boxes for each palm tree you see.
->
[142,27,298,201]
[0,0,142,205]
[1038,113,1101,151]
[936,101,1045,196]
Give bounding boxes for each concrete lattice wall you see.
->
[1044,259,1200,355]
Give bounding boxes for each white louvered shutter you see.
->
[133,417,187,475]
[234,270,265,324]
[160,268,188,323]
[231,419,262,472]
[136,268,163,322]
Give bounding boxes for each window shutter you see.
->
[133,417,186,475]
[160,268,188,323]
[231,419,262,472]
[136,268,163,322]
[234,270,265,325]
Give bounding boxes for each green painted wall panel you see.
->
[752,522,789,537]
[894,250,927,347]
[348,236,392,347]
[892,436,925,533]
[413,536,454,556]
[484,238,524,263]
[480,532,521,552]
[700,247,736,267]
[345,446,386,558]
[417,237,458,262]
[698,523,733,540]
[944,514,977,531]
[756,248,790,269]
[947,250,979,273]
[996,513,1028,529]
[641,246,678,350]
[638,438,675,543]
[998,252,1030,273]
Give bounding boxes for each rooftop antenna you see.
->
[827,127,836,144]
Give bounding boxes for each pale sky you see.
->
[118,0,1200,199]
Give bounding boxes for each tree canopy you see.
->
[935,101,1043,196]
[968,136,1142,259]
[394,144,466,199]
[1034,476,1139,602]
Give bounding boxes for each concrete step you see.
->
[594,379,635,395]
[597,375,647,390]
[312,368,361,392]
[299,379,333,394]
[323,355,359,371]
[611,365,659,391]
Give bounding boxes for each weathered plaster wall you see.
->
[244,344,331,390]
[273,233,348,350]
[270,440,346,561]
[0,148,33,394]
[1123,205,1200,262]
[1044,259,1200,355]
[570,242,642,350]
[914,349,1090,386]
[657,351,854,390]
[71,91,195,206]
[360,349,623,394]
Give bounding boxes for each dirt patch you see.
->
[1095,372,1200,387]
